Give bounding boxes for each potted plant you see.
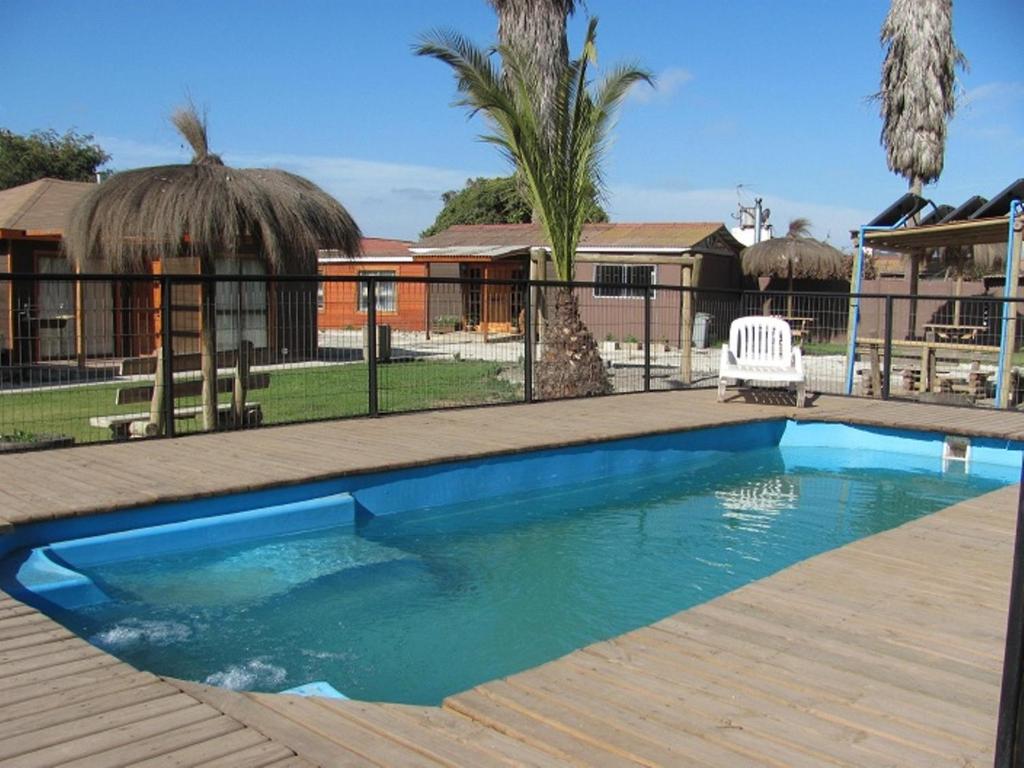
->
[600,333,619,353]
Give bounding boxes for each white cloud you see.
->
[962,81,1024,107]
[628,66,693,105]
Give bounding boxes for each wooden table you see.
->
[923,323,986,343]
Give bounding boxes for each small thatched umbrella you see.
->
[64,105,361,431]
[741,218,847,316]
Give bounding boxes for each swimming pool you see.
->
[1,420,1020,705]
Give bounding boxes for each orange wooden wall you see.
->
[318,262,428,331]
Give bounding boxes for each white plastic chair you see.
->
[718,316,806,407]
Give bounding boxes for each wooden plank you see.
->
[0,693,202,762]
[251,694,441,767]
[0,681,176,740]
[0,702,219,768]
[445,688,635,768]
[0,671,161,724]
[117,373,270,406]
[187,740,300,768]
[318,699,511,768]
[130,729,282,768]
[186,741,300,768]
[56,714,243,768]
[174,683,370,768]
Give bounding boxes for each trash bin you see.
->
[692,313,712,349]
[362,324,392,361]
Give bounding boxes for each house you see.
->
[0,177,319,370]
[318,238,424,332]
[410,222,745,343]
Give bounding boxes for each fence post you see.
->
[366,278,379,417]
[996,462,1024,767]
[523,278,533,403]
[882,295,893,400]
[160,275,175,438]
[643,285,652,392]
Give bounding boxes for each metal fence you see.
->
[1,271,1021,451]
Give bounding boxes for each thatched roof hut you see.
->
[64,107,361,271]
[63,106,362,432]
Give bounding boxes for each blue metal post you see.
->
[996,200,1021,409]
[844,227,868,394]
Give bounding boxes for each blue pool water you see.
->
[2,421,1020,704]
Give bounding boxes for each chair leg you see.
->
[717,377,727,402]
[796,381,806,408]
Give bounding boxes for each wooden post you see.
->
[1000,221,1024,408]
[424,264,431,340]
[233,340,250,426]
[199,276,218,431]
[149,345,167,435]
[907,252,921,339]
[481,268,490,342]
[869,345,882,398]
[680,264,693,384]
[74,263,86,370]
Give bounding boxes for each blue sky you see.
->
[4,1,1021,243]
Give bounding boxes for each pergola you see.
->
[846,207,1024,407]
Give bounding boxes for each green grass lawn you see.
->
[0,360,519,446]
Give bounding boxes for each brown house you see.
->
[411,222,745,342]
[0,178,318,369]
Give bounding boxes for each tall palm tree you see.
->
[878,0,964,196]
[878,0,965,337]
[417,18,651,398]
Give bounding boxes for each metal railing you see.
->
[1,271,1020,451]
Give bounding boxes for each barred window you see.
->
[594,264,654,298]
[358,271,397,312]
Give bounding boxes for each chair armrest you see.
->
[792,347,804,376]
[719,344,735,369]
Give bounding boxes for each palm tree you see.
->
[878,0,965,337]
[417,19,651,398]
[878,0,964,196]
[65,105,361,430]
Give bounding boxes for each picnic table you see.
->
[923,323,987,344]
[857,336,999,398]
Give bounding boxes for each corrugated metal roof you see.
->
[414,221,732,250]
[408,245,528,258]
[0,178,94,234]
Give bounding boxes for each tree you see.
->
[0,129,110,190]
[420,175,607,239]
[878,0,965,196]
[417,18,651,398]
[877,0,965,338]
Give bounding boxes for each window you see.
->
[358,271,397,313]
[594,264,655,298]
[317,268,325,311]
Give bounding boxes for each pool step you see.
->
[9,492,358,610]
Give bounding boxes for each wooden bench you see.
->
[91,342,268,440]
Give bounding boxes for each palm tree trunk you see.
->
[534,287,610,399]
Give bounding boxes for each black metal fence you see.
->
[1,271,1021,451]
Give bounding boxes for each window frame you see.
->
[593,263,657,300]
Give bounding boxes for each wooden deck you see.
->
[1,391,1022,765]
